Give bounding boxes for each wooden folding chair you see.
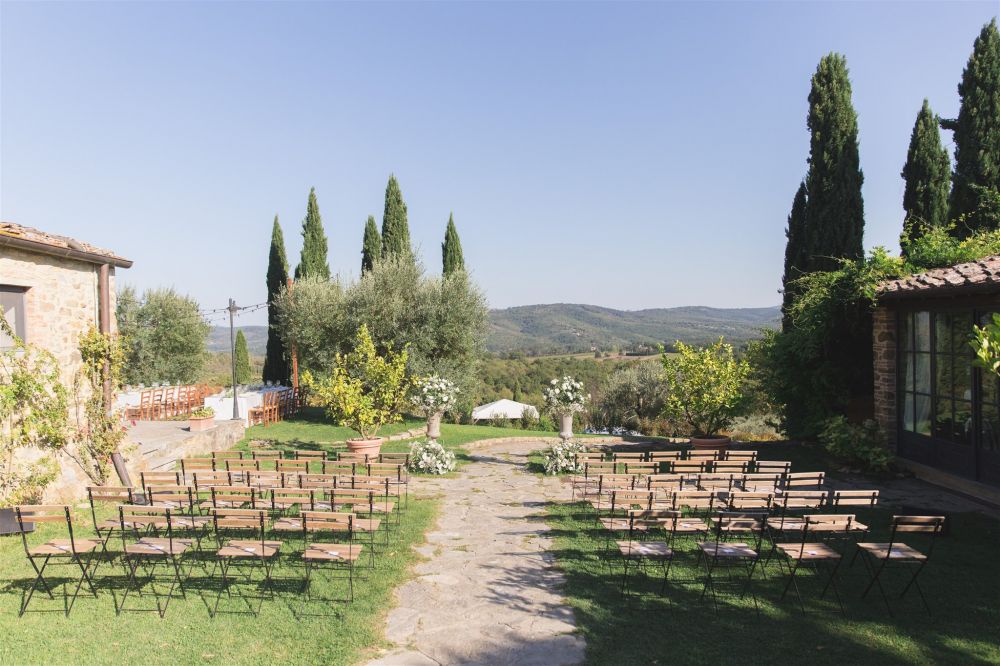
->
[856,515,945,616]
[776,514,852,615]
[612,451,646,469]
[146,485,211,546]
[739,472,783,493]
[783,471,826,491]
[140,471,181,497]
[337,452,374,465]
[755,460,792,476]
[203,486,257,511]
[726,491,774,513]
[270,487,316,514]
[209,508,282,616]
[226,458,260,483]
[85,486,135,573]
[588,474,637,515]
[180,457,215,482]
[618,509,679,598]
[698,511,766,614]
[686,450,721,462]
[213,450,245,463]
[379,452,410,466]
[724,450,758,463]
[368,462,410,509]
[712,460,748,475]
[298,473,339,492]
[14,505,100,616]
[669,459,709,475]
[695,473,735,494]
[646,451,681,473]
[301,511,362,602]
[571,461,616,500]
[294,450,328,471]
[116,505,193,617]
[623,461,658,478]
[667,491,715,542]
[765,490,829,563]
[277,459,308,475]
[192,471,233,498]
[322,460,356,477]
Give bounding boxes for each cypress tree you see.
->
[943,19,1000,231]
[900,100,951,251]
[234,330,253,384]
[295,187,331,280]
[442,213,465,275]
[381,175,412,259]
[802,53,865,272]
[781,182,808,332]
[262,215,290,384]
[361,215,381,275]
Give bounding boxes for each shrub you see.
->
[408,440,456,475]
[972,312,1000,378]
[519,407,540,431]
[543,441,588,475]
[818,416,893,473]
[660,338,751,437]
[596,362,666,431]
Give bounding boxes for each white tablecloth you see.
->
[204,392,265,427]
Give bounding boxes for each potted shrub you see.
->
[410,375,458,441]
[188,406,216,432]
[543,376,589,441]
[660,338,751,452]
[304,324,411,457]
[0,319,70,535]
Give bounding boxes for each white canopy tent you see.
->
[471,399,539,422]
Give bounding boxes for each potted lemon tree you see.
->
[660,338,750,452]
[305,324,411,457]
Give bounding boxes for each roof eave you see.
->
[0,233,133,268]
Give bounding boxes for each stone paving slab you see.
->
[367,441,584,666]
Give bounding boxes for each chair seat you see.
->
[857,542,927,561]
[697,542,757,558]
[353,518,382,532]
[617,540,672,558]
[671,518,710,532]
[126,538,193,556]
[303,543,363,562]
[200,500,247,510]
[30,539,101,556]
[172,516,211,528]
[271,500,304,509]
[218,539,281,558]
[97,519,123,531]
[599,517,649,532]
[348,502,394,514]
[776,542,841,560]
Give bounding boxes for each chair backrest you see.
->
[670,460,708,474]
[140,471,181,492]
[209,486,257,508]
[727,491,773,511]
[609,490,655,514]
[724,450,758,462]
[695,473,734,491]
[379,452,410,465]
[328,488,375,509]
[298,473,338,489]
[582,462,616,478]
[294,450,328,462]
[212,450,244,461]
[14,505,75,554]
[368,463,406,481]
[627,508,680,535]
[779,490,827,511]
[251,450,283,460]
[756,460,792,475]
[597,474,636,494]
[612,452,646,462]
[712,461,748,474]
[338,452,373,464]
[671,490,716,511]
[277,459,308,473]
[623,462,658,476]
[227,458,261,472]
[212,508,267,540]
[783,471,826,490]
[246,470,282,489]
[802,513,856,535]
[193,470,232,492]
[322,461,356,476]
[575,452,606,464]
[87,486,135,529]
[270,487,315,511]
[146,485,197,512]
[646,451,681,462]
[713,510,767,542]
[740,473,782,492]
[301,510,353,537]
[686,450,720,461]
[180,457,215,478]
[830,489,880,507]
[119,504,174,541]
[646,473,683,492]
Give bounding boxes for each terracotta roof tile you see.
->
[879,255,1000,299]
[0,222,131,267]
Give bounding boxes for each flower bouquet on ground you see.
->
[408,440,457,475]
[543,441,588,475]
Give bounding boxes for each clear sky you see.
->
[2,1,997,326]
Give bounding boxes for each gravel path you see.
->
[367,441,584,666]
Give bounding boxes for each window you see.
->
[900,311,932,436]
[0,286,27,350]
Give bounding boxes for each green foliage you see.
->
[946,19,1000,229]
[69,328,128,484]
[0,317,69,506]
[441,213,465,275]
[234,330,253,384]
[361,214,381,275]
[803,53,865,272]
[116,286,209,385]
[660,338,751,437]
[381,175,412,260]
[901,99,951,250]
[594,362,666,431]
[303,324,411,440]
[902,223,1000,269]
[295,187,331,281]
[971,312,1000,377]
[263,215,290,384]
[781,181,808,330]
[818,415,893,473]
[190,406,214,419]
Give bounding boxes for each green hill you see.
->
[488,304,779,355]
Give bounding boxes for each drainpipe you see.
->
[98,264,132,488]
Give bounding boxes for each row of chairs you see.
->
[175,450,409,474]
[576,456,791,478]
[573,469,814,500]
[125,385,211,420]
[170,461,410,496]
[590,450,759,463]
[247,388,304,426]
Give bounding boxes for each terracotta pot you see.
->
[427,412,443,440]
[689,435,731,452]
[188,416,215,432]
[347,437,384,456]
[559,413,574,441]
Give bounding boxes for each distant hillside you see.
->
[211,305,780,358]
[488,304,780,355]
[208,326,268,356]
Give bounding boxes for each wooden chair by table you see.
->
[138,390,160,420]
[776,514,852,615]
[163,386,179,418]
[697,511,766,614]
[116,505,192,618]
[856,515,946,616]
[151,388,165,419]
[301,511,361,602]
[209,508,282,617]
[14,505,101,617]
[618,509,679,598]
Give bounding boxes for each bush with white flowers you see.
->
[408,439,457,475]
[543,441,588,475]
[410,375,459,415]
[543,376,589,415]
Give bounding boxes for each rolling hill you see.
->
[209,304,780,357]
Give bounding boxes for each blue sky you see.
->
[2,1,997,326]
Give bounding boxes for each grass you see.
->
[543,442,1000,665]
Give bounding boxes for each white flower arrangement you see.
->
[543,376,589,415]
[410,375,459,415]
[407,440,457,475]
[543,441,588,475]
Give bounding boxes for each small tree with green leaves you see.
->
[660,338,751,437]
[303,324,411,440]
[234,329,253,384]
[972,313,1000,377]
[442,213,465,275]
[362,215,381,275]
[0,318,70,506]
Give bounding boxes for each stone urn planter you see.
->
[559,413,574,441]
[426,412,443,441]
[690,435,731,452]
[347,437,384,457]
[188,415,215,432]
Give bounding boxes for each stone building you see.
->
[874,255,1000,502]
[0,222,132,499]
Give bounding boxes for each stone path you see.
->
[367,441,584,666]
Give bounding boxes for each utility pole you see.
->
[227,298,240,421]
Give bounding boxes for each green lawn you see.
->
[543,442,1000,665]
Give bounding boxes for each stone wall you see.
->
[1,245,119,501]
[872,305,897,451]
